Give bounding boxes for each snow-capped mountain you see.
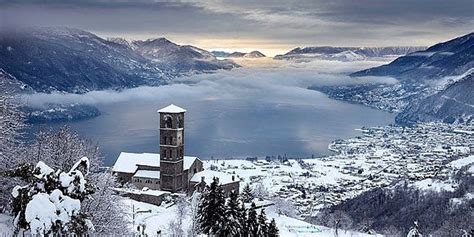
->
[352,32,474,81]
[274,46,426,61]
[396,72,474,124]
[131,38,238,74]
[0,27,166,93]
[243,51,266,58]
[0,27,239,93]
[212,50,266,58]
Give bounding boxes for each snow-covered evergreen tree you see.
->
[197,177,226,235]
[240,202,248,236]
[246,202,259,237]
[268,218,279,237]
[241,183,254,203]
[26,126,128,234]
[257,209,268,236]
[10,158,94,235]
[222,191,243,236]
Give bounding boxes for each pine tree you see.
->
[197,177,227,235]
[246,202,259,237]
[240,202,249,237]
[241,183,254,203]
[222,191,243,236]
[268,218,279,237]
[257,209,268,236]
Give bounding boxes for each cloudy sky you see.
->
[1,0,473,56]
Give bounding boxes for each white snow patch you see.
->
[450,155,474,169]
[25,190,81,235]
[412,178,457,192]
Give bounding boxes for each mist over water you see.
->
[27,59,396,165]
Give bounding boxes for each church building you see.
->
[112,104,240,196]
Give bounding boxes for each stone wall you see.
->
[132,177,160,190]
[123,192,167,206]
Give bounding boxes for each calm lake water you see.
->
[32,61,396,166]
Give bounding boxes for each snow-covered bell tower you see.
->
[158,104,186,192]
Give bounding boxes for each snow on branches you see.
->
[10,157,94,235]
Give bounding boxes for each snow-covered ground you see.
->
[121,198,378,236]
[0,214,14,235]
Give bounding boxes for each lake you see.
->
[29,60,396,165]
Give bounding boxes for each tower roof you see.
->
[157,104,186,113]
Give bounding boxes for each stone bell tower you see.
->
[158,104,186,192]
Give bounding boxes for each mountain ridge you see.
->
[211,50,266,58]
[0,27,239,93]
[351,32,474,81]
[274,46,426,61]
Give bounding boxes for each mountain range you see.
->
[274,46,426,61]
[350,32,474,124]
[0,27,239,93]
[352,33,474,81]
[211,50,266,58]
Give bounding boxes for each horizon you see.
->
[2,1,473,57]
[4,25,472,57]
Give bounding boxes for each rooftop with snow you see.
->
[157,104,186,113]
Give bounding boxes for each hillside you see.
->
[352,32,474,81]
[132,38,238,73]
[274,46,425,61]
[0,27,165,93]
[396,72,474,124]
[0,27,239,93]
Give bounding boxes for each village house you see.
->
[112,104,240,199]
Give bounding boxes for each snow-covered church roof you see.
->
[190,170,240,185]
[157,104,186,113]
[112,152,199,174]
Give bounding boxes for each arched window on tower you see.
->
[164,116,173,128]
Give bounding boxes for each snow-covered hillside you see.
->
[274,46,425,62]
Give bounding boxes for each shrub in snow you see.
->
[10,157,94,235]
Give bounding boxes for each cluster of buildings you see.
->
[202,122,473,218]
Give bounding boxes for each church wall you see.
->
[114,172,134,184]
[132,177,161,190]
